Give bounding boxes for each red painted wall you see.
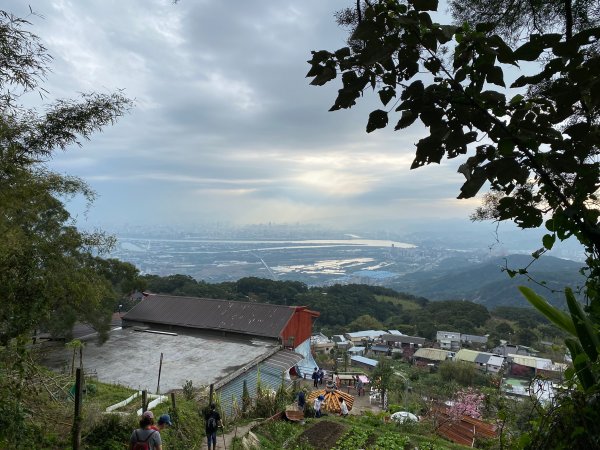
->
[281,307,319,346]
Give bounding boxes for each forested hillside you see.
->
[137,275,556,344]
[389,254,584,308]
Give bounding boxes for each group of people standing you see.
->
[311,394,348,418]
[311,367,325,387]
[128,403,222,450]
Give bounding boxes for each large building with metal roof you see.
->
[123,294,319,343]
[122,294,321,378]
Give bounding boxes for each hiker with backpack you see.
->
[129,412,162,450]
[204,403,222,450]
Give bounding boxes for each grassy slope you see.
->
[375,295,423,311]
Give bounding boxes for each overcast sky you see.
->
[7,0,496,233]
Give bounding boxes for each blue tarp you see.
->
[294,338,319,377]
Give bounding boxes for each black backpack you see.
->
[207,415,217,432]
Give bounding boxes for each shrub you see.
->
[182,380,195,400]
[83,413,136,450]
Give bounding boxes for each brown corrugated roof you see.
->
[123,295,295,339]
[433,405,496,447]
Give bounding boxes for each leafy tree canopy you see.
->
[348,314,385,331]
[0,10,132,345]
[307,0,600,302]
[309,1,600,446]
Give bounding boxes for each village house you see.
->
[386,329,404,335]
[370,343,393,357]
[436,331,461,350]
[460,333,488,349]
[454,349,505,373]
[437,331,488,350]
[493,343,538,357]
[344,330,384,345]
[350,355,378,370]
[347,346,366,357]
[332,334,352,350]
[508,354,567,379]
[412,348,451,367]
[311,333,334,354]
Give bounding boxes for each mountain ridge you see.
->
[389,254,585,308]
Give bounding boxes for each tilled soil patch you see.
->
[296,420,348,449]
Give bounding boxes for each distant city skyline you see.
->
[6,0,489,231]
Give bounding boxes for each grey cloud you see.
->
[5,0,479,228]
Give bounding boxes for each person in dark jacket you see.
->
[297,390,306,411]
[311,367,318,388]
[204,403,222,450]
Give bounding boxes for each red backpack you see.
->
[132,430,156,450]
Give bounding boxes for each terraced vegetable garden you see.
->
[249,416,471,450]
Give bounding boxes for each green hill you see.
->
[389,254,585,308]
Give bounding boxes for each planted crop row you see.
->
[372,432,411,449]
[332,426,371,450]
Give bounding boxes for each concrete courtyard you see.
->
[40,327,278,393]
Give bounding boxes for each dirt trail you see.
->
[198,421,259,450]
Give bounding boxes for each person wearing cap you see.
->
[130,411,162,450]
[149,413,173,432]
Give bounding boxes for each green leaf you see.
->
[395,110,417,130]
[475,22,495,33]
[564,122,589,139]
[498,139,515,156]
[438,25,458,43]
[309,66,336,86]
[457,171,486,198]
[479,90,506,107]
[542,234,556,250]
[486,66,505,87]
[565,338,596,391]
[366,109,389,133]
[518,286,576,336]
[565,287,600,362]
[410,0,438,11]
[513,41,544,61]
[334,47,351,59]
[421,32,437,51]
[378,87,396,106]
[488,35,516,65]
[509,94,524,105]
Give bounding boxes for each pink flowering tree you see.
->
[449,388,484,420]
